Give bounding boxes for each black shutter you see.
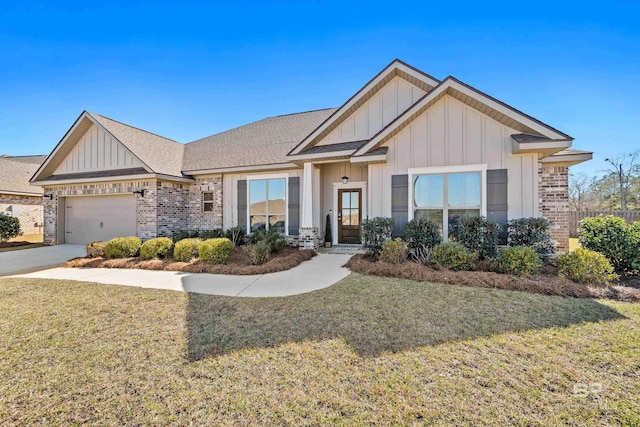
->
[486,169,508,244]
[237,180,247,232]
[288,177,300,236]
[391,174,409,237]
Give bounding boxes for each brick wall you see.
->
[538,164,569,253]
[187,176,223,231]
[0,194,44,235]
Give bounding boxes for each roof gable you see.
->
[353,76,573,157]
[288,59,440,156]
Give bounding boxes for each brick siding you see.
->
[538,164,569,253]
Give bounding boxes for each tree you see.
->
[604,151,640,211]
[569,172,597,211]
[0,215,21,242]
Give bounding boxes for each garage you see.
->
[63,195,137,244]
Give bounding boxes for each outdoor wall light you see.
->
[42,194,54,200]
[341,176,349,184]
[133,189,145,197]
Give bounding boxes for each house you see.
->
[30,59,592,252]
[1,154,47,236]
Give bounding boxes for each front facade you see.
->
[31,60,591,252]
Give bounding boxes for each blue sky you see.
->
[1,1,638,176]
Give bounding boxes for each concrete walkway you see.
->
[11,254,353,297]
[0,245,85,276]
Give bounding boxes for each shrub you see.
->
[456,216,500,259]
[140,237,174,260]
[224,226,247,246]
[404,218,441,263]
[432,242,477,271]
[324,214,332,244]
[578,215,640,273]
[173,238,203,262]
[199,228,224,240]
[507,217,555,260]
[0,215,21,242]
[86,241,108,258]
[198,238,234,264]
[242,240,272,265]
[249,228,286,253]
[171,230,200,243]
[380,238,408,264]
[557,248,617,285]
[104,236,142,258]
[491,246,542,276]
[361,217,395,257]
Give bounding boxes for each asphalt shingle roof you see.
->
[182,108,337,172]
[89,112,186,177]
[0,156,44,195]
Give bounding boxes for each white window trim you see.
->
[246,172,290,234]
[408,164,487,241]
[332,181,367,245]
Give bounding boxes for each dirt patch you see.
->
[346,254,640,302]
[63,247,316,275]
[0,241,34,248]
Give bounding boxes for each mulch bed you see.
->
[0,241,34,248]
[64,247,316,275]
[346,254,640,302]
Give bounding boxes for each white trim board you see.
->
[332,181,367,245]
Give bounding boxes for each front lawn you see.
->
[1,275,638,425]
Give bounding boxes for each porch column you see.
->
[299,162,320,250]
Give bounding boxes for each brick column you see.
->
[538,164,569,253]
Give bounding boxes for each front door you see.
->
[338,189,362,244]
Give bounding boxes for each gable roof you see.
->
[0,156,44,195]
[182,108,336,173]
[31,111,185,182]
[352,76,573,157]
[288,59,440,156]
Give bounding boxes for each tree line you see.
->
[570,151,640,212]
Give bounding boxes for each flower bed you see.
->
[64,246,316,275]
[346,254,640,302]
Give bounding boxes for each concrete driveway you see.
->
[12,254,354,297]
[0,245,85,276]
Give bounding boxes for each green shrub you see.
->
[104,236,142,258]
[432,242,477,271]
[171,230,200,243]
[140,237,174,260]
[557,248,617,285]
[361,217,395,257]
[404,218,441,263]
[173,238,203,262]
[0,215,21,242]
[198,238,234,264]
[380,238,408,264]
[507,217,555,260]
[224,226,247,246]
[199,229,224,240]
[249,228,285,253]
[578,215,640,273]
[242,241,272,265]
[456,216,500,259]
[86,241,108,258]
[491,246,542,276]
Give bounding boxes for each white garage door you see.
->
[64,195,136,244]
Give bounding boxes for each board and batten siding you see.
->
[368,95,539,220]
[317,76,427,146]
[222,169,305,231]
[54,124,144,174]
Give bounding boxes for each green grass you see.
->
[1,274,639,425]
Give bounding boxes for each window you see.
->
[413,171,482,241]
[203,192,214,212]
[249,177,286,233]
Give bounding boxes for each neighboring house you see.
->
[0,154,47,236]
[30,59,592,252]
